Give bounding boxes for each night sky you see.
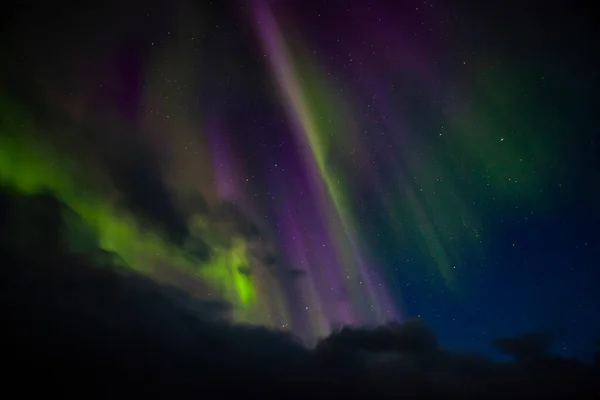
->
[1,0,599,362]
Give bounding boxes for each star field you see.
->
[0,0,598,356]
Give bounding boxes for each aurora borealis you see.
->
[1,0,599,355]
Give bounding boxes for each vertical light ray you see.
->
[251,1,400,337]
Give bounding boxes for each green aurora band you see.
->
[0,92,267,324]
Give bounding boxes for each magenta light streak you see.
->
[277,189,356,327]
[252,0,402,335]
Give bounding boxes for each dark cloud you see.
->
[108,152,190,245]
[183,235,212,262]
[264,253,277,265]
[492,332,553,362]
[208,200,283,276]
[212,201,262,240]
[317,319,438,355]
[0,189,65,253]
[179,191,210,216]
[288,268,307,278]
[1,188,600,398]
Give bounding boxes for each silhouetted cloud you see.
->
[1,188,600,398]
[317,318,438,355]
[492,332,553,362]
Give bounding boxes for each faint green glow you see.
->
[445,67,555,201]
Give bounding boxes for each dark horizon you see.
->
[2,186,600,397]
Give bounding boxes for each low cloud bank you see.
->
[1,189,599,398]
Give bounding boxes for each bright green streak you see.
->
[291,57,356,234]
[0,93,256,309]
